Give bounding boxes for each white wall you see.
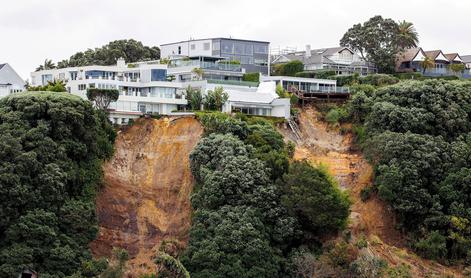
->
[271,98,290,119]
[0,64,26,88]
[160,39,213,58]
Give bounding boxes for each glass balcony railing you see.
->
[169,60,242,72]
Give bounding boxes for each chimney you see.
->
[117,57,126,68]
[305,45,311,58]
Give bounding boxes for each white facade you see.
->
[161,39,214,58]
[205,81,290,119]
[0,63,26,98]
[31,59,187,123]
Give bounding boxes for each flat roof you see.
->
[161,37,270,46]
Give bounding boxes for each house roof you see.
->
[0,63,5,70]
[424,50,442,60]
[462,55,471,63]
[276,46,354,65]
[396,48,424,65]
[445,53,458,61]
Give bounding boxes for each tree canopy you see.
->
[340,16,419,73]
[0,92,115,276]
[346,79,471,263]
[37,39,160,70]
[86,88,120,110]
[183,112,350,277]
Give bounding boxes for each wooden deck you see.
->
[288,86,350,105]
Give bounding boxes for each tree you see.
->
[449,63,465,75]
[0,92,115,276]
[203,86,229,111]
[420,56,435,74]
[397,20,419,49]
[185,86,203,110]
[280,160,350,236]
[192,67,204,80]
[273,61,304,76]
[86,88,120,110]
[54,39,160,68]
[340,16,409,73]
[35,59,56,71]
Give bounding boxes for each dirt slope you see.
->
[90,117,203,275]
[282,106,462,277]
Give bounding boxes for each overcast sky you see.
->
[1,0,470,79]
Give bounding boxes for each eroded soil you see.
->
[282,106,462,277]
[90,117,203,276]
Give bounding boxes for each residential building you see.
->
[167,55,246,82]
[160,38,270,74]
[205,81,290,119]
[396,47,471,78]
[271,46,377,76]
[462,55,471,69]
[0,63,26,98]
[31,58,291,121]
[31,58,188,124]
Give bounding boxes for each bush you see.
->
[334,73,359,86]
[359,74,399,86]
[242,72,260,83]
[0,92,115,276]
[280,160,350,235]
[325,107,348,125]
[414,231,448,260]
[273,60,304,76]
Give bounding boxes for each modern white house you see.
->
[205,81,290,119]
[31,58,187,124]
[271,46,376,76]
[31,58,291,122]
[161,38,270,74]
[0,63,26,98]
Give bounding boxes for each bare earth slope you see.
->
[281,106,462,277]
[90,117,203,275]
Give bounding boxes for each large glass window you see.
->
[213,41,220,51]
[254,44,268,54]
[241,56,254,64]
[234,43,244,55]
[221,41,234,54]
[245,44,253,55]
[151,69,167,81]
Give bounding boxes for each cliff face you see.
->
[90,117,203,275]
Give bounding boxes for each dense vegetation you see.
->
[0,92,116,277]
[35,39,160,70]
[340,16,419,73]
[340,79,471,265]
[181,113,350,277]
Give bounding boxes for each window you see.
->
[89,83,95,89]
[213,41,220,51]
[139,104,146,113]
[178,46,182,54]
[78,84,86,90]
[241,56,254,64]
[245,44,253,55]
[191,44,196,50]
[204,42,210,51]
[254,44,268,54]
[221,41,234,54]
[234,43,244,55]
[254,58,268,66]
[151,69,167,81]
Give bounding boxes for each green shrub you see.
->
[242,72,260,83]
[360,74,399,86]
[325,107,348,125]
[334,73,359,86]
[414,231,448,260]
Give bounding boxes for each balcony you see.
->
[169,60,242,72]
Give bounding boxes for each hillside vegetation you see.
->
[0,92,115,277]
[180,113,350,277]
[333,79,471,267]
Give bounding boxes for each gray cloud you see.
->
[1,0,470,79]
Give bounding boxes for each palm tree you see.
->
[421,56,435,74]
[397,20,419,49]
[35,59,56,71]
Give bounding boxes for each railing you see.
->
[207,79,259,87]
[169,60,242,72]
